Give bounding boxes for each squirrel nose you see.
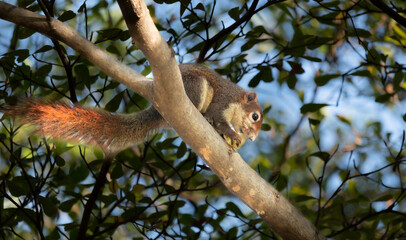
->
[249,134,257,141]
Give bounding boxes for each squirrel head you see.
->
[240,92,263,141]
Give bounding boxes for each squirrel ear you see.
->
[244,92,257,103]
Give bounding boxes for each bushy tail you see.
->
[2,98,166,152]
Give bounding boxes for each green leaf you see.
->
[300,103,328,114]
[295,194,315,202]
[74,64,90,89]
[18,0,35,7]
[69,162,89,183]
[96,28,123,43]
[310,151,330,161]
[119,30,131,41]
[226,227,238,238]
[262,104,272,115]
[105,91,124,112]
[180,0,191,16]
[248,72,262,88]
[350,70,371,77]
[287,74,297,89]
[55,155,66,167]
[176,141,187,158]
[35,64,52,77]
[58,10,76,22]
[34,45,53,54]
[393,71,403,91]
[18,27,35,39]
[59,199,78,212]
[110,162,124,179]
[315,74,340,86]
[228,7,240,21]
[375,94,391,103]
[5,49,30,62]
[261,123,271,131]
[39,196,58,218]
[353,28,372,38]
[301,56,322,62]
[309,118,320,126]
[226,202,244,216]
[7,176,30,197]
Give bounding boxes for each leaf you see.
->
[309,118,320,126]
[300,103,328,114]
[96,28,123,43]
[226,202,244,216]
[35,64,52,77]
[310,151,330,161]
[180,0,191,16]
[59,198,78,212]
[248,72,262,88]
[375,94,391,103]
[301,56,322,62]
[295,194,315,202]
[105,91,124,112]
[350,70,371,77]
[58,10,76,22]
[315,74,340,86]
[18,27,35,39]
[7,176,29,197]
[34,45,53,54]
[262,104,272,115]
[176,141,187,158]
[393,71,403,91]
[5,49,30,62]
[110,162,124,179]
[39,196,58,218]
[228,7,240,21]
[109,179,119,193]
[55,155,66,167]
[354,28,372,38]
[261,123,271,131]
[18,0,35,8]
[119,30,131,41]
[74,64,90,89]
[287,74,297,89]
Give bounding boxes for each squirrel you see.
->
[3,64,263,152]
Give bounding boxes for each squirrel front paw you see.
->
[223,131,242,149]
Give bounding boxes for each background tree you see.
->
[0,0,405,239]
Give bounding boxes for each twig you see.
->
[77,154,113,239]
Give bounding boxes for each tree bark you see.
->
[0,1,325,239]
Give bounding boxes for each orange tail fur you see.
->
[3,99,166,152]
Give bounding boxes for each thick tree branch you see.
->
[370,0,406,28]
[0,2,153,101]
[117,0,325,239]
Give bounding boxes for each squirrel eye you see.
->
[251,112,259,122]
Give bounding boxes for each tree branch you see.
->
[117,0,325,239]
[369,0,406,28]
[77,156,113,240]
[0,1,153,101]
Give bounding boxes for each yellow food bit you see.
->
[224,133,247,149]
